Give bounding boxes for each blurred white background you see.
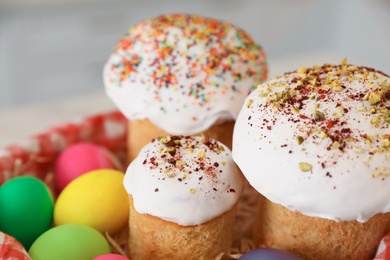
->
[0,0,389,144]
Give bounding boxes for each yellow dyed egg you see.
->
[54,169,129,234]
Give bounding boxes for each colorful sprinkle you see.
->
[104,14,268,131]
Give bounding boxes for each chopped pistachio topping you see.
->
[158,136,171,144]
[320,131,327,139]
[299,162,312,172]
[260,92,268,98]
[175,160,185,166]
[353,146,364,154]
[292,107,300,114]
[332,112,343,118]
[324,76,331,85]
[297,66,307,74]
[340,66,349,76]
[381,137,390,148]
[198,149,205,159]
[161,146,176,155]
[357,106,367,112]
[348,65,359,71]
[314,110,325,121]
[368,92,382,105]
[331,141,341,150]
[262,61,390,166]
[331,84,343,92]
[370,116,380,127]
[296,136,305,145]
[165,169,176,178]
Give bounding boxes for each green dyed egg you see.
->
[0,176,54,249]
[28,224,111,260]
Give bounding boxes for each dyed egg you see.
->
[28,224,110,260]
[0,232,31,260]
[0,176,54,249]
[93,254,129,260]
[240,248,302,260]
[54,169,129,234]
[54,142,116,191]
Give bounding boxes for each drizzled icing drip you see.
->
[125,135,243,226]
[233,60,390,222]
[104,13,268,134]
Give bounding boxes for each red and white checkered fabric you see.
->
[0,232,31,260]
[0,110,127,186]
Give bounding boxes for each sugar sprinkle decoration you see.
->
[106,13,268,115]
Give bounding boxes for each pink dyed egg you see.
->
[0,232,31,260]
[54,142,116,191]
[93,254,129,260]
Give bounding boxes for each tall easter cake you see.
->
[103,13,268,161]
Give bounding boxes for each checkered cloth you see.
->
[0,232,31,260]
[0,111,127,258]
[0,110,127,186]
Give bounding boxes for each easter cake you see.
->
[233,60,390,259]
[124,134,243,259]
[103,13,268,161]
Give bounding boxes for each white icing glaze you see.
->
[104,14,267,135]
[233,63,390,222]
[124,135,243,225]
